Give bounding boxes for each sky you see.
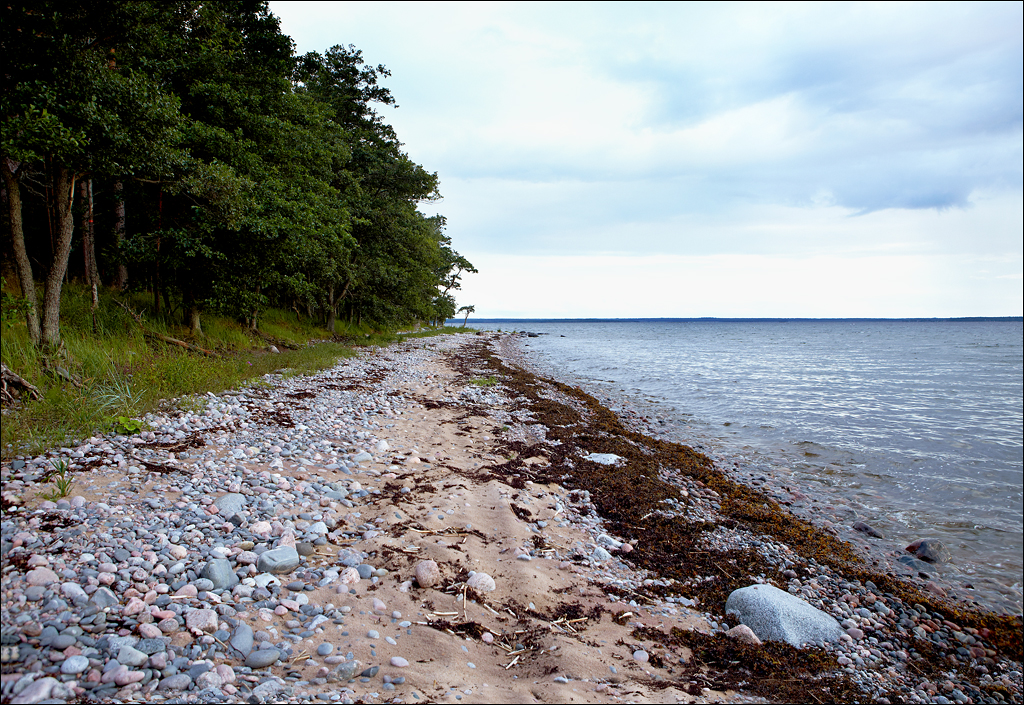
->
[269,1,1023,318]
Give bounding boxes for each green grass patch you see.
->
[0,282,381,457]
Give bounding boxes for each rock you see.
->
[328,659,361,681]
[117,645,149,667]
[726,624,762,645]
[185,609,218,633]
[391,656,410,667]
[10,677,59,704]
[414,560,441,588]
[466,572,496,592]
[60,654,90,674]
[371,598,387,613]
[907,539,952,564]
[725,584,843,647]
[214,493,246,516]
[252,680,291,702]
[230,623,254,656]
[853,521,884,538]
[633,649,649,663]
[158,674,192,691]
[245,648,281,669]
[317,643,333,656]
[195,670,223,689]
[201,558,239,590]
[591,546,613,562]
[583,453,624,465]
[256,546,300,574]
[351,451,373,464]
[123,596,147,615]
[25,567,59,586]
[60,582,87,601]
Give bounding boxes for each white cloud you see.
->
[270,1,1023,316]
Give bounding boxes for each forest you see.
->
[1,0,476,348]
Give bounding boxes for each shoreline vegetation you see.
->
[0,282,467,457]
[0,332,1020,704]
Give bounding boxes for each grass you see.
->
[1,282,468,457]
[469,375,499,387]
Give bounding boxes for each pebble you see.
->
[0,334,1019,705]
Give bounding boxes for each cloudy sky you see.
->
[270,1,1022,318]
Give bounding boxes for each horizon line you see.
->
[450,316,1023,322]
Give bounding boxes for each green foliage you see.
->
[112,416,143,434]
[40,460,74,501]
[469,376,499,387]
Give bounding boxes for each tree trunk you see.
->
[112,180,127,290]
[41,168,77,347]
[81,178,99,287]
[189,307,202,335]
[2,158,41,344]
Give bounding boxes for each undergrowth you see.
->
[1,282,466,456]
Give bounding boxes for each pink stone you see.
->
[173,584,198,598]
[86,669,102,683]
[152,609,175,620]
[726,624,762,645]
[278,530,296,548]
[26,567,60,586]
[216,664,236,684]
[185,609,218,633]
[102,665,127,683]
[250,521,272,536]
[414,560,440,588]
[143,590,158,605]
[207,505,219,514]
[97,573,116,586]
[372,598,387,613]
[340,567,361,586]
[114,670,145,686]
[274,605,288,616]
[138,623,162,639]
[27,555,49,567]
[158,618,178,634]
[481,632,494,644]
[279,599,300,612]
[390,656,409,667]
[620,543,633,553]
[123,597,147,615]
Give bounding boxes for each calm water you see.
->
[469,319,1023,611]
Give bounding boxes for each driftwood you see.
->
[1,363,41,404]
[116,300,221,357]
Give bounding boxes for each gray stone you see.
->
[245,647,281,669]
[853,521,884,538]
[201,559,239,590]
[91,587,119,609]
[591,546,613,562]
[911,539,952,564]
[356,564,373,580]
[117,645,149,667]
[351,452,373,464]
[10,676,59,704]
[157,673,192,691]
[60,654,90,674]
[317,643,333,656]
[725,583,843,647]
[50,634,77,650]
[256,546,300,574]
[583,453,623,465]
[252,680,292,703]
[192,578,215,592]
[214,493,246,516]
[328,659,361,682]
[230,623,254,655]
[136,637,168,655]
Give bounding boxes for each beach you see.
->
[1,332,1021,704]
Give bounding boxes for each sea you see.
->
[460,318,1023,614]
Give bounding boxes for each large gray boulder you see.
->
[201,558,239,590]
[256,546,300,574]
[725,583,843,647]
[214,493,247,516]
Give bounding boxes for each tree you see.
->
[458,305,475,327]
[2,1,183,346]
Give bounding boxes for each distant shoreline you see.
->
[452,316,1023,324]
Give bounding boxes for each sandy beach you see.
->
[1,332,1021,704]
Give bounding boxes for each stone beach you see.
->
[1,332,1021,704]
